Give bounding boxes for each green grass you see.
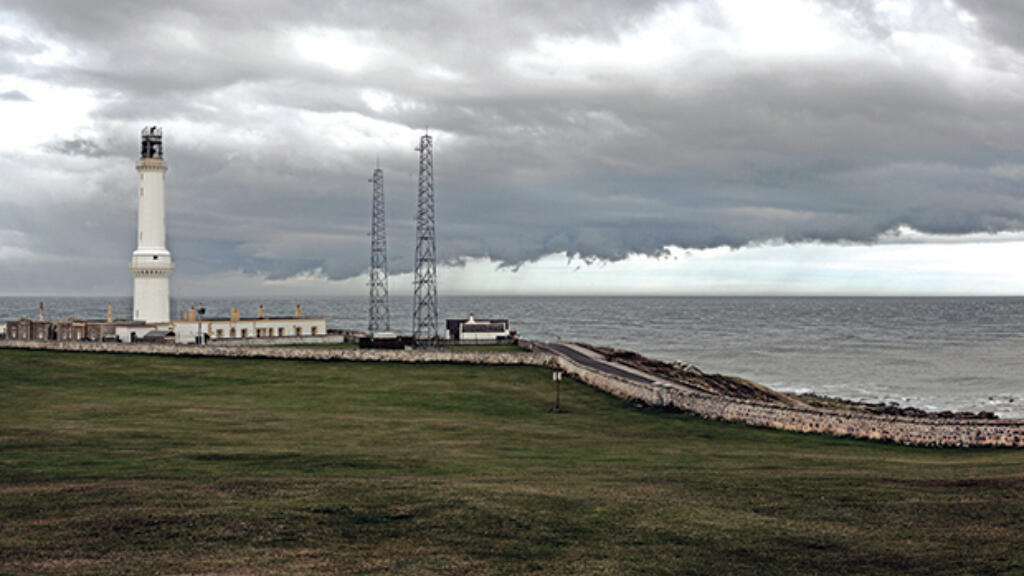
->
[0,349,1023,575]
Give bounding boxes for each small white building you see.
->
[114,322,165,343]
[444,315,512,342]
[173,305,327,344]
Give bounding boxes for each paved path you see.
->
[543,342,659,385]
[539,342,711,397]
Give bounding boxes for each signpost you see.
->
[552,370,564,412]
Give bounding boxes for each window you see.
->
[216,329,224,338]
[294,326,302,336]
[241,329,248,338]
[278,327,284,337]
[311,326,318,336]
[230,328,236,338]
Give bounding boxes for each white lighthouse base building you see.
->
[131,250,173,323]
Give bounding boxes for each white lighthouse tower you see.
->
[130,126,174,323]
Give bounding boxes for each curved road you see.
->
[541,342,659,386]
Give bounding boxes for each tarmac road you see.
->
[543,342,658,386]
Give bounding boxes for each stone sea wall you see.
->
[4,338,1022,447]
[550,355,1024,447]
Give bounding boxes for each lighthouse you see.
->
[130,126,174,323]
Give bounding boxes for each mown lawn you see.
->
[0,349,1022,575]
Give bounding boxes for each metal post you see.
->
[553,370,563,411]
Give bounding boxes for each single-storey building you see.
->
[444,315,513,342]
[172,305,327,344]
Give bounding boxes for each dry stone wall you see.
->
[0,339,553,367]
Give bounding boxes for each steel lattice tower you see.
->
[368,164,390,333]
[412,133,438,342]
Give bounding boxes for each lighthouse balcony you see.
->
[130,250,174,276]
[136,157,167,171]
[130,264,174,278]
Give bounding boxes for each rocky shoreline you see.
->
[583,344,1001,421]
[794,392,999,420]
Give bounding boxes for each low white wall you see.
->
[208,334,350,347]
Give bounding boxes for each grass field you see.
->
[1,349,1023,575]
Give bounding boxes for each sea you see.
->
[2,296,1023,419]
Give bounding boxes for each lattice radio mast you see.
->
[412,133,438,342]
[368,162,390,333]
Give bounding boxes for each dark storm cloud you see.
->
[0,89,29,101]
[46,137,108,157]
[2,0,1024,293]
[955,0,1024,52]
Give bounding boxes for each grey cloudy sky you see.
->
[2,0,1024,296]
